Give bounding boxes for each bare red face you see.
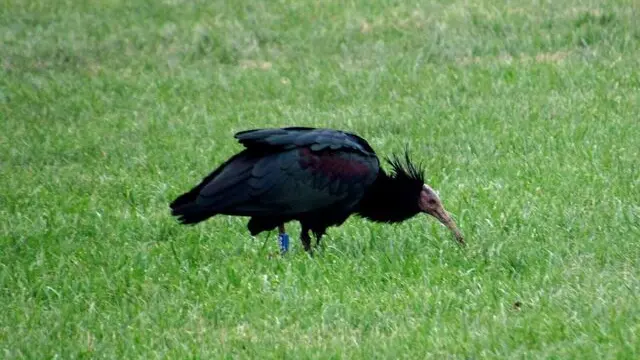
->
[418,185,465,245]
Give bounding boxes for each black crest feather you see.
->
[385,148,425,184]
[355,147,427,223]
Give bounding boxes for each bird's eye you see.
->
[428,199,437,205]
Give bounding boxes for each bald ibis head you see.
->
[418,184,465,245]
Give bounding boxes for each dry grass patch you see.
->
[239,60,273,71]
[457,50,572,66]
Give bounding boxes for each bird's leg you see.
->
[312,230,325,250]
[300,226,312,253]
[277,224,289,254]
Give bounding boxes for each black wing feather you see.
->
[170,127,380,225]
[234,127,376,155]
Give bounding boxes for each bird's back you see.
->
[234,127,376,155]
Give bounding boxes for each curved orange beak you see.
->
[429,207,465,246]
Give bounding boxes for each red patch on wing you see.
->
[298,148,370,179]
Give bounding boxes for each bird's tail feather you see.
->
[169,158,230,225]
[169,151,254,225]
[171,204,217,225]
[170,186,217,224]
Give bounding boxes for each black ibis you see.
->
[170,127,464,252]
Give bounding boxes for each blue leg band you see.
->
[278,233,290,254]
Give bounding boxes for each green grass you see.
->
[2,0,640,358]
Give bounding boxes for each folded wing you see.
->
[170,128,380,224]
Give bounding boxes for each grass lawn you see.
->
[1,0,639,358]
